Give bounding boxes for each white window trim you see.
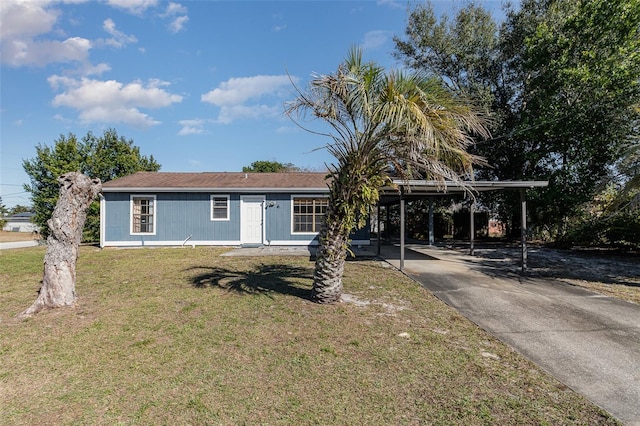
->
[290,194,329,235]
[130,194,157,236]
[210,194,230,221]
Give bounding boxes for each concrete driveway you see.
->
[380,244,640,426]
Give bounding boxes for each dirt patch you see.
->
[0,231,40,243]
[451,242,640,305]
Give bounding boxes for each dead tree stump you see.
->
[18,172,101,318]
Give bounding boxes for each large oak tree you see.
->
[394,0,640,238]
[23,129,160,241]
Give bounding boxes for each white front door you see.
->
[241,196,264,245]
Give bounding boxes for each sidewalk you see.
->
[221,245,377,258]
[0,240,39,250]
[380,243,640,425]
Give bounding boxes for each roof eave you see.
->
[101,187,329,193]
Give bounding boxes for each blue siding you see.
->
[264,193,319,243]
[262,193,368,243]
[103,191,369,246]
[103,192,130,241]
[103,192,240,243]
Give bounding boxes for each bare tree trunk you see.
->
[18,172,101,318]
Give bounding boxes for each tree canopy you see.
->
[242,160,300,173]
[8,205,32,215]
[23,129,160,241]
[0,197,7,229]
[0,197,8,217]
[394,0,640,239]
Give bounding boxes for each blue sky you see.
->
[1,0,504,208]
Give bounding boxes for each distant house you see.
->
[2,212,38,233]
[100,172,370,248]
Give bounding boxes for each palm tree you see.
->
[287,48,489,303]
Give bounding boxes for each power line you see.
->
[0,191,29,197]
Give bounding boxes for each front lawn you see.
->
[0,246,618,425]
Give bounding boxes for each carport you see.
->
[376,180,549,272]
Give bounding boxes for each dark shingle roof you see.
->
[101,172,330,191]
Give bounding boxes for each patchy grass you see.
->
[1,247,619,425]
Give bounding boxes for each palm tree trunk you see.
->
[312,212,349,304]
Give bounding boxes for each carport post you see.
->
[385,203,390,242]
[376,202,381,256]
[520,188,528,272]
[428,197,434,246]
[470,201,475,256]
[400,190,405,271]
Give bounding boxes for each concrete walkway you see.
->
[221,245,376,258]
[380,243,640,425]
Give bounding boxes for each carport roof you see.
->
[376,179,549,273]
[380,179,548,203]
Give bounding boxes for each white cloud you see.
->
[178,119,207,135]
[160,2,189,33]
[0,0,93,67]
[48,75,183,127]
[4,36,92,67]
[216,104,281,125]
[202,75,293,106]
[274,24,287,32]
[82,106,161,127]
[362,30,392,50]
[201,75,297,124]
[0,1,58,40]
[102,18,138,48]
[105,0,158,15]
[162,2,187,16]
[376,0,403,9]
[168,15,189,33]
[76,62,111,76]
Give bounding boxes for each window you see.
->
[131,195,155,234]
[211,195,229,221]
[292,197,328,233]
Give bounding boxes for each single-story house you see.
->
[100,171,370,248]
[2,212,39,233]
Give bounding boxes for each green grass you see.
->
[0,246,619,425]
